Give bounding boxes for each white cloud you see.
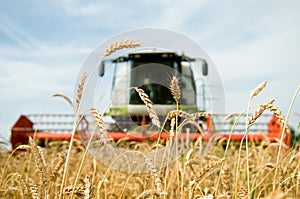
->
[61,0,106,16]
[209,24,300,127]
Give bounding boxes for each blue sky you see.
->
[1,0,300,144]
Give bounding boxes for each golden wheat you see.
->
[223,113,239,121]
[29,138,47,187]
[220,164,233,197]
[192,111,211,119]
[15,144,31,151]
[247,104,268,128]
[266,103,291,134]
[167,109,191,120]
[15,173,29,196]
[169,118,175,139]
[247,98,277,129]
[144,155,165,194]
[169,76,181,103]
[250,80,268,99]
[1,38,299,199]
[76,71,87,110]
[101,40,141,59]
[188,180,196,199]
[83,175,93,199]
[29,184,40,199]
[50,152,66,181]
[1,138,300,198]
[52,93,73,108]
[196,158,225,180]
[238,187,248,198]
[135,87,161,128]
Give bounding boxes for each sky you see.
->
[0,0,300,145]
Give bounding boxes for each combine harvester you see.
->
[10,51,291,149]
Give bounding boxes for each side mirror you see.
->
[99,61,105,76]
[202,61,208,76]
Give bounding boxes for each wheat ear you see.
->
[90,108,107,143]
[220,164,233,197]
[169,118,176,139]
[136,189,167,199]
[135,87,161,128]
[29,184,40,199]
[28,137,47,187]
[60,186,85,198]
[144,155,167,195]
[250,80,268,99]
[192,111,211,119]
[266,103,290,134]
[189,158,224,198]
[167,110,190,120]
[247,98,276,128]
[83,175,93,199]
[50,152,66,181]
[52,93,73,107]
[16,144,31,151]
[169,76,181,103]
[15,173,29,195]
[237,187,248,198]
[188,180,196,199]
[76,71,87,110]
[196,158,225,180]
[101,40,141,59]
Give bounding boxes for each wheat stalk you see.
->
[101,40,141,59]
[169,76,181,103]
[250,80,268,99]
[134,87,161,128]
[52,93,73,108]
[223,113,239,121]
[76,71,87,110]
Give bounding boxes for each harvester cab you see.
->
[99,50,209,131]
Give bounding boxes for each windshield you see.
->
[129,53,181,105]
[131,63,178,105]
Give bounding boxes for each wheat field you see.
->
[0,136,299,198]
[0,40,299,199]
